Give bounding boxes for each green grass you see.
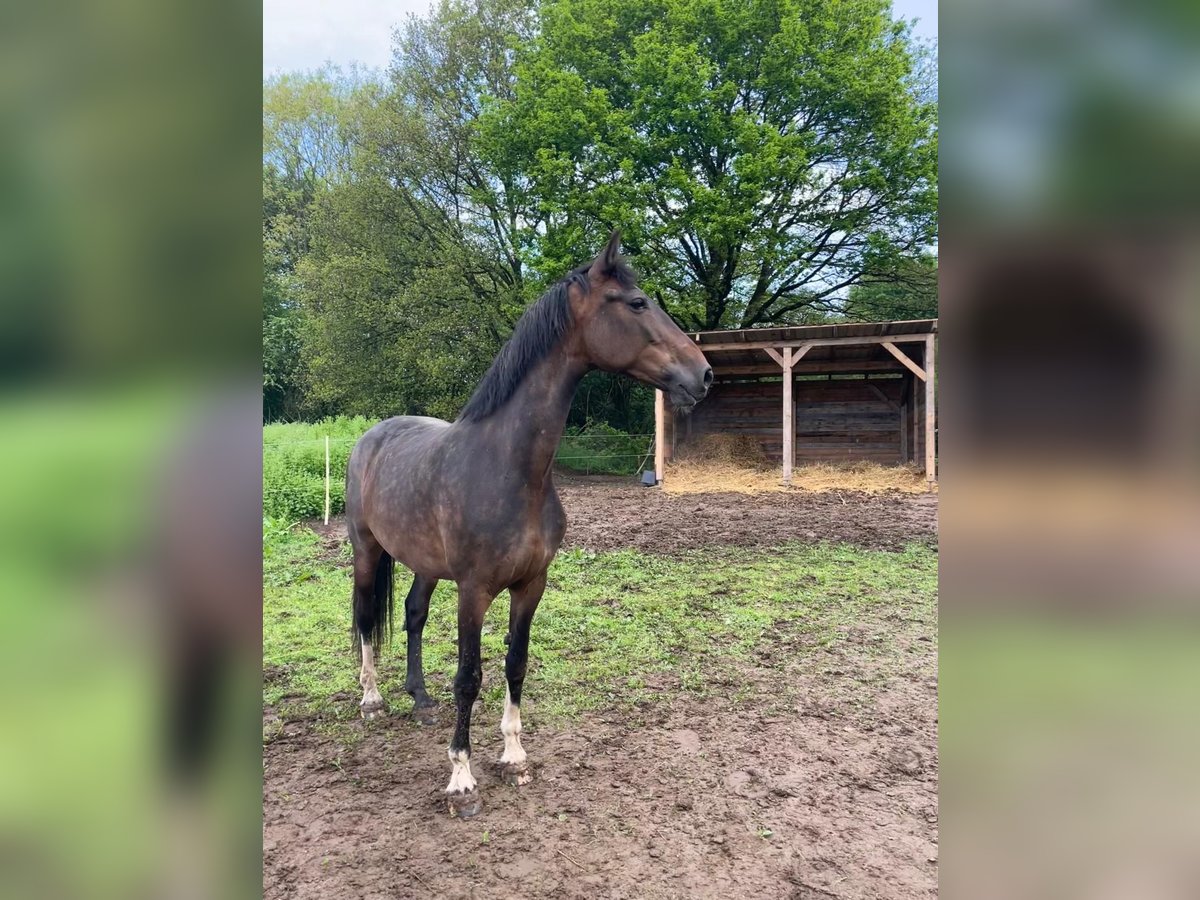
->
[264,520,937,729]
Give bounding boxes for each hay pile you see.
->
[783,461,932,494]
[664,435,932,494]
[672,433,767,467]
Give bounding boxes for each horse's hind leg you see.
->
[358,639,385,718]
[498,573,545,786]
[350,531,389,719]
[403,575,438,724]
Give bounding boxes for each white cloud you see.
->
[265,0,935,79]
[263,0,435,76]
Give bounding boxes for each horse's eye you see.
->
[628,298,648,311]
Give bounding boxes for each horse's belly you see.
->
[365,485,453,579]
[391,540,454,582]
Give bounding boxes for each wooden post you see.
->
[924,335,936,487]
[654,389,665,484]
[912,384,919,465]
[782,347,794,484]
[900,399,908,463]
[324,435,331,525]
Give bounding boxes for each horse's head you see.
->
[570,231,712,411]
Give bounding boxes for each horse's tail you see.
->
[353,550,395,654]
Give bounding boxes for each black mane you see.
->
[457,259,636,423]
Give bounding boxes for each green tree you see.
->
[262,166,308,421]
[484,0,938,329]
[387,0,658,429]
[387,0,538,323]
[263,66,366,191]
[290,68,505,419]
[262,68,372,420]
[295,169,501,419]
[842,252,937,322]
[263,175,303,420]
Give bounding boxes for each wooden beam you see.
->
[881,341,927,381]
[782,347,794,484]
[696,333,932,352]
[763,347,785,367]
[787,344,812,369]
[654,389,665,484]
[712,360,906,377]
[900,400,908,462]
[924,335,936,486]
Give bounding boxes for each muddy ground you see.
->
[312,474,939,555]
[267,480,938,899]
[555,475,937,554]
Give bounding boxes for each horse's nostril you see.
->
[702,367,714,389]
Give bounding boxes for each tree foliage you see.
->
[262,70,369,420]
[262,0,937,423]
[484,0,937,329]
[843,252,937,322]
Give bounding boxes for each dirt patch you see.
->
[264,622,937,900]
[311,476,937,555]
[558,479,936,554]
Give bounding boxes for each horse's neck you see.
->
[484,347,586,485]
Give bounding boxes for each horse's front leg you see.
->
[499,572,545,786]
[445,582,490,818]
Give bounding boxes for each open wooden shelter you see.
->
[654,319,938,487]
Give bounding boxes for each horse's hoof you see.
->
[499,762,533,787]
[413,705,438,726]
[447,788,482,818]
[360,700,387,720]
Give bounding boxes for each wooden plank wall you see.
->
[683,376,913,465]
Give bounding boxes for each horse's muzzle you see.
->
[666,367,711,412]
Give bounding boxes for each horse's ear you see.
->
[590,229,622,278]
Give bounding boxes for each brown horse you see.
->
[344,232,711,817]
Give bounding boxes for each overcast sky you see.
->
[264,0,938,76]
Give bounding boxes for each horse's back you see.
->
[346,416,452,535]
[351,415,451,466]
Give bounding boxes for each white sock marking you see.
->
[446,748,477,793]
[360,638,383,707]
[500,686,527,766]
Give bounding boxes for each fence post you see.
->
[324,435,331,525]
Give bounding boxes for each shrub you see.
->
[555,422,652,476]
[262,416,373,519]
